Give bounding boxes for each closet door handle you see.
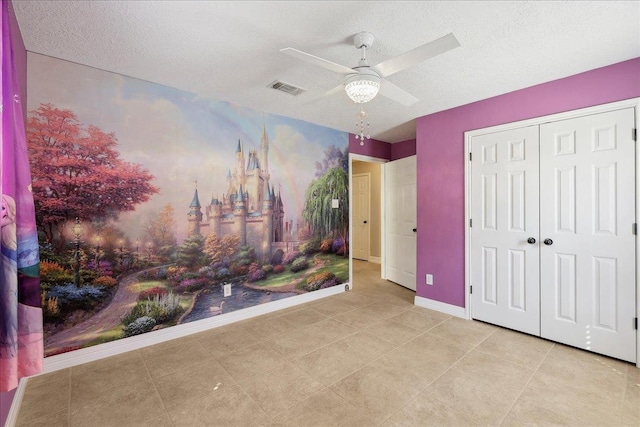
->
[543,238,553,246]
[527,237,536,244]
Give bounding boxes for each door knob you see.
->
[543,238,553,246]
[527,237,536,244]
[363,221,367,224]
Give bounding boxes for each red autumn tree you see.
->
[27,103,159,250]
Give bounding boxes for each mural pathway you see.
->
[44,266,164,356]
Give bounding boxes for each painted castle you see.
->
[187,124,286,260]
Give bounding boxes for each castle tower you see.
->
[260,121,270,180]
[210,195,222,237]
[235,139,246,188]
[234,184,247,245]
[261,181,274,260]
[188,187,203,236]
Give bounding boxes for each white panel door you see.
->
[353,173,370,261]
[470,126,541,335]
[540,108,636,362]
[385,156,417,290]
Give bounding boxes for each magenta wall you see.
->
[349,134,391,160]
[416,57,640,307]
[1,1,27,424]
[390,138,416,161]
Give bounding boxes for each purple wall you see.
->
[390,138,416,161]
[1,1,27,424]
[416,57,640,307]
[349,134,391,160]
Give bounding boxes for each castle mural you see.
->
[27,53,350,357]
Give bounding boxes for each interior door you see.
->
[384,156,417,290]
[353,173,370,261]
[470,126,541,335]
[539,108,636,362]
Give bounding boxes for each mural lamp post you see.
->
[71,217,83,287]
[146,242,153,262]
[135,238,139,266]
[94,234,102,272]
[118,239,124,268]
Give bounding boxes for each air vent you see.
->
[268,80,306,96]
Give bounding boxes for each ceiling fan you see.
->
[280,32,460,106]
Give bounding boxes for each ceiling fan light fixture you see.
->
[345,75,380,103]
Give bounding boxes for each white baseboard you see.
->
[5,378,28,427]
[368,256,381,264]
[414,295,468,319]
[42,284,346,374]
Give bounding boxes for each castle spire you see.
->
[189,187,201,208]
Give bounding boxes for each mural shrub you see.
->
[41,292,61,322]
[332,237,345,254]
[261,264,273,274]
[271,249,284,266]
[123,292,182,326]
[290,257,310,272]
[46,283,106,311]
[235,246,256,265]
[80,269,98,285]
[167,266,188,284]
[154,266,168,280]
[247,269,266,282]
[138,287,169,300]
[301,238,321,255]
[283,251,302,265]
[40,260,73,288]
[299,271,339,292]
[215,267,231,280]
[248,262,260,273]
[320,238,334,254]
[273,264,285,274]
[230,264,249,277]
[92,276,117,288]
[176,277,208,292]
[123,316,156,338]
[211,260,230,270]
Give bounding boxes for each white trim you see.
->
[368,256,381,264]
[414,295,467,319]
[42,285,344,373]
[5,378,28,427]
[464,97,640,366]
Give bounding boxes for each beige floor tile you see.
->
[129,412,175,427]
[167,383,269,427]
[307,298,356,317]
[358,300,413,320]
[195,326,262,357]
[293,341,366,386]
[503,383,623,426]
[154,356,237,409]
[278,307,330,327]
[139,335,212,379]
[237,362,324,417]
[238,314,300,342]
[360,356,448,397]
[390,307,451,331]
[268,388,356,427]
[453,349,537,378]
[269,318,357,359]
[428,317,497,346]
[16,408,69,427]
[474,327,553,368]
[331,290,379,308]
[330,368,414,424]
[402,332,476,365]
[621,378,640,426]
[218,342,290,383]
[331,330,396,363]
[16,371,70,425]
[69,378,166,427]
[363,319,423,346]
[333,305,386,328]
[382,391,481,427]
[424,363,530,425]
[70,351,152,399]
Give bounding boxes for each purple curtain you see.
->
[0,0,42,392]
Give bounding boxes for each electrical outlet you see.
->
[223,283,231,297]
[426,274,433,285]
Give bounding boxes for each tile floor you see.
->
[14,260,640,426]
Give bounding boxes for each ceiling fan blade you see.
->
[280,48,355,75]
[372,33,460,78]
[303,84,345,105]
[378,80,419,106]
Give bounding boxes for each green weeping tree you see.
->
[302,166,349,256]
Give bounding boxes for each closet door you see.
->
[539,108,636,362]
[470,126,541,335]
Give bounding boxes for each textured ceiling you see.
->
[12,1,640,143]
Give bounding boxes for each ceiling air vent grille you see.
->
[269,80,306,96]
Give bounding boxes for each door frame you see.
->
[349,153,388,288]
[464,97,640,367]
[352,172,372,261]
